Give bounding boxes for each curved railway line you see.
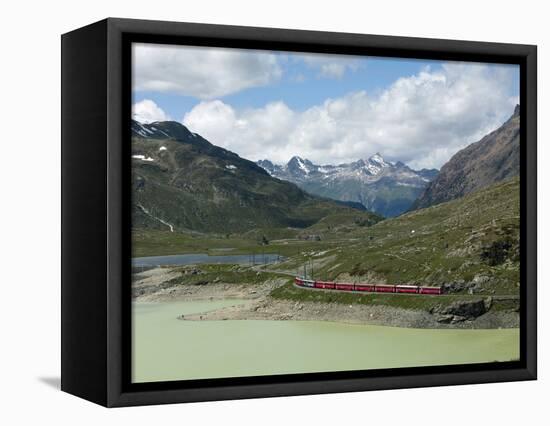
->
[295,277,443,295]
[251,266,518,300]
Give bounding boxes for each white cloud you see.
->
[184,100,296,162]
[132,99,170,123]
[182,62,518,170]
[133,43,282,99]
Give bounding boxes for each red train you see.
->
[294,277,442,295]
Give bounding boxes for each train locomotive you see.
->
[294,277,442,295]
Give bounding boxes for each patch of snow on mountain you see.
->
[132,155,154,162]
[296,157,310,174]
[137,204,174,232]
[159,146,167,152]
[225,164,237,170]
[364,162,383,175]
[136,121,148,137]
[369,153,387,164]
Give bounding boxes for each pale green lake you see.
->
[132,300,519,383]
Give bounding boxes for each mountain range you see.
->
[131,120,381,234]
[257,154,438,217]
[131,102,520,234]
[412,105,520,210]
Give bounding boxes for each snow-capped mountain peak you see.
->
[256,154,439,217]
[131,120,172,139]
[287,156,315,177]
[369,152,386,165]
[362,152,392,175]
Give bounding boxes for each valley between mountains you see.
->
[131,106,520,329]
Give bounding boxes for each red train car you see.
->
[355,284,376,292]
[375,284,396,293]
[335,283,354,291]
[314,281,336,290]
[295,277,315,287]
[418,286,442,295]
[395,285,420,294]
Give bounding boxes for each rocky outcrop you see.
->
[442,274,493,294]
[432,299,491,323]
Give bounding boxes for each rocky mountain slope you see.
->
[131,120,381,234]
[257,154,438,217]
[412,105,520,210]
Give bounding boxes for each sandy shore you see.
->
[133,267,519,329]
[132,266,283,302]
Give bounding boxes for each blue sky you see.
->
[132,43,519,169]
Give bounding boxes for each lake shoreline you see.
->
[133,267,519,330]
[177,297,519,330]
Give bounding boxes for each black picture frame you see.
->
[61,17,537,407]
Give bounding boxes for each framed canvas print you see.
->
[61,18,537,407]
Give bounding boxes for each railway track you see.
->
[293,279,520,299]
[295,277,443,295]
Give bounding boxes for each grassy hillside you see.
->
[292,177,520,295]
[135,177,519,299]
[133,177,520,318]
